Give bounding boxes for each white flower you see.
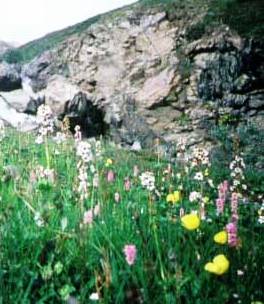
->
[194,172,203,181]
[34,212,44,227]
[139,171,155,191]
[89,292,99,301]
[53,132,66,144]
[189,191,202,202]
[61,217,68,231]
[76,141,93,163]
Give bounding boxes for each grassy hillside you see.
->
[1,0,263,64]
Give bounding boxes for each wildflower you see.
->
[92,173,99,188]
[76,141,93,163]
[194,172,204,181]
[89,292,99,301]
[123,244,137,266]
[258,203,264,224]
[166,191,181,204]
[34,212,45,227]
[214,231,228,244]
[74,125,82,144]
[139,171,155,191]
[114,192,120,203]
[226,222,238,247]
[181,213,200,230]
[83,209,93,225]
[93,204,100,216]
[105,158,113,167]
[107,170,115,183]
[53,131,66,144]
[36,104,55,143]
[124,177,131,191]
[133,165,139,177]
[215,180,228,215]
[179,207,185,217]
[61,217,68,231]
[189,191,202,202]
[204,254,230,275]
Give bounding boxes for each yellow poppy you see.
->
[166,191,181,204]
[105,159,113,167]
[181,214,200,230]
[205,254,229,275]
[213,231,228,245]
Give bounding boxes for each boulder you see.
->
[0,95,38,131]
[0,62,21,91]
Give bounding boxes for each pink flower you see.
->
[216,181,229,215]
[83,209,93,225]
[231,192,238,216]
[124,178,131,191]
[123,244,137,266]
[226,222,238,247]
[107,170,115,183]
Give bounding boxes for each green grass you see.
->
[0,124,263,303]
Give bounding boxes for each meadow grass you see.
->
[0,125,263,303]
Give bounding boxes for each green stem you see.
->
[45,136,51,169]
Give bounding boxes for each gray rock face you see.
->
[1,8,264,149]
[0,62,21,91]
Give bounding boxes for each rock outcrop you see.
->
[1,4,264,147]
[0,62,21,91]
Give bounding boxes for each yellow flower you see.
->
[203,196,210,203]
[214,231,228,245]
[205,254,229,275]
[204,169,209,176]
[181,214,200,230]
[166,191,181,204]
[105,158,113,167]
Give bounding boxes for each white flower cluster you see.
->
[77,163,89,201]
[0,119,5,141]
[53,132,66,144]
[189,191,202,202]
[76,141,93,163]
[229,155,247,192]
[139,171,155,191]
[74,125,82,144]
[35,165,55,183]
[191,147,210,167]
[36,105,55,144]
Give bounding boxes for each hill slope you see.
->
[1,0,264,63]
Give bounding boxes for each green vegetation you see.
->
[1,0,263,64]
[186,0,264,41]
[0,118,263,303]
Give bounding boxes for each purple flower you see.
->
[123,244,137,266]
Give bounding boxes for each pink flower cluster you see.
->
[226,222,238,247]
[231,192,239,222]
[83,204,100,225]
[216,180,229,215]
[123,244,137,266]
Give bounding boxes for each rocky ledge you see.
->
[0,5,263,149]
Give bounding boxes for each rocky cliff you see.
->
[1,0,263,149]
